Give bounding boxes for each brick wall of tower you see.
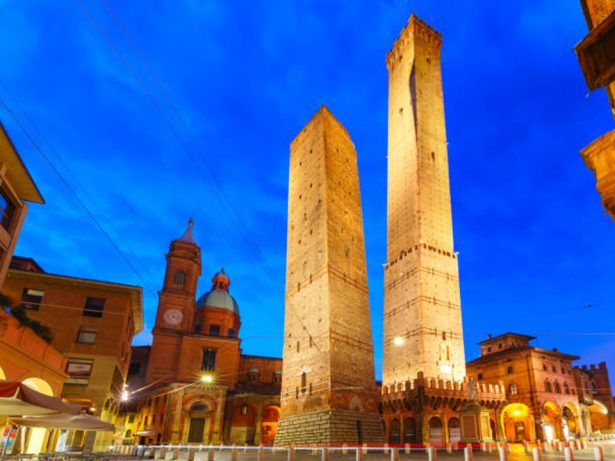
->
[383,15,466,386]
[276,106,382,445]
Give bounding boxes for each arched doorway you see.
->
[490,419,497,440]
[21,378,53,454]
[542,401,561,442]
[260,405,279,446]
[187,402,210,443]
[448,418,461,443]
[429,417,443,445]
[501,403,531,442]
[562,405,577,439]
[388,418,401,444]
[403,418,416,443]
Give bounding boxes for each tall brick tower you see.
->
[147,218,202,384]
[382,15,466,386]
[275,106,383,445]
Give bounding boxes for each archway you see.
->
[429,417,443,445]
[501,403,531,442]
[260,405,279,446]
[187,402,210,443]
[588,400,609,432]
[448,418,461,443]
[403,417,416,443]
[21,378,53,454]
[542,401,561,442]
[562,405,578,439]
[388,418,401,444]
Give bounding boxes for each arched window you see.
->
[545,380,553,393]
[388,419,401,444]
[429,417,443,444]
[507,366,513,374]
[125,429,132,438]
[403,418,416,443]
[509,382,518,395]
[173,271,186,287]
[554,382,562,393]
[448,418,461,443]
[564,382,570,394]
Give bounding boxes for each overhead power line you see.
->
[0,91,158,298]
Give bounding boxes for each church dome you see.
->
[196,268,239,315]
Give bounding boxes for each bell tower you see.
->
[153,218,201,333]
[382,15,466,386]
[147,218,202,384]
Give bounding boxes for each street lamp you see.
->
[200,372,215,384]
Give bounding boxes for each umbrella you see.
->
[9,413,115,431]
[0,381,81,416]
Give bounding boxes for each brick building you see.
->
[575,362,615,432]
[2,257,143,451]
[466,333,597,443]
[120,221,282,446]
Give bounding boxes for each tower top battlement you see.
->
[386,14,442,70]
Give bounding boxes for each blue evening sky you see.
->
[1,0,614,382]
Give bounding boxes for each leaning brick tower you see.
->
[382,14,467,387]
[275,106,383,445]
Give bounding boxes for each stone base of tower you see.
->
[275,410,384,446]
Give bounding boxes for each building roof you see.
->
[6,265,144,335]
[478,332,536,345]
[0,123,44,204]
[196,289,239,314]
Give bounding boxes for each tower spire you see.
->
[177,217,195,243]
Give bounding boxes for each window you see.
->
[543,364,547,371]
[202,348,216,371]
[545,380,552,393]
[487,347,492,353]
[128,415,135,424]
[247,368,259,382]
[66,358,94,385]
[77,327,97,344]
[0,189,15,231]
[509,383,518,395]
[477,373,483,380]
[552,365,556,372]
[20,288,44,310]
[507,366,513,374]
[228,328,235,338]
[301,372,307,394]
[128,362,141,375]
[173,271,185,287]
[554,382,562,393]
[208,324,220,336]
[273,371,282,384]
[83,297,105,318]
[564,382,570,394]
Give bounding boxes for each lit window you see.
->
[77,327,97,344]
[66,358,94,385]
[509,383,518,395]
[83,297,105,318]
[20,288,44,310]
